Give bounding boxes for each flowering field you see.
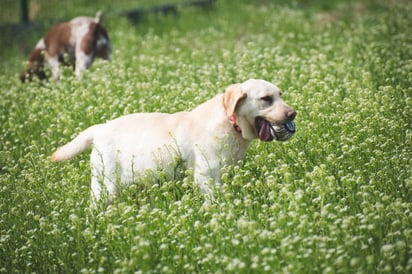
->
[0,0,411,273]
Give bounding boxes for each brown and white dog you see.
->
[20,12,111,82]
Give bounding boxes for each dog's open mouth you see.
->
[255,117,296,142]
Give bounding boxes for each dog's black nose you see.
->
[287,110,297,120]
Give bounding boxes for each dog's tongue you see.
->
[258,119,272,141]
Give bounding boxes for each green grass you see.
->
[1,0,411,273]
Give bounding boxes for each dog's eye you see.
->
[279,92,282,96]
[261,96,273,104]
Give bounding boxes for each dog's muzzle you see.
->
[255,117,296,142]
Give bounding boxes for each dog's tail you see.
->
[95,11,103,24]
[51,124,101,162]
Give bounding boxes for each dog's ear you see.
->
[223,84,247,117]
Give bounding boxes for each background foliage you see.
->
[0,0,411,273]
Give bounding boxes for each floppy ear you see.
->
[222,84,247,117]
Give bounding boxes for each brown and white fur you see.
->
[20,12,111,82]
[51,79,297,206]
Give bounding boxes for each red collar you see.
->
[229,115,242,134]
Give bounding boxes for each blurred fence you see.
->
[1,0,215,24]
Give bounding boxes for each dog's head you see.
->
[223,79,296,142]
[90,24,111,61]
[92,12,112,60]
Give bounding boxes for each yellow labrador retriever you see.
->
[51,79,296,205]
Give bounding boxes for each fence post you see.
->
[21,0,29,23]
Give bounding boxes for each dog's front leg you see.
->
[194,157,221,206]
[75,42,94,79]
[75,53,93,79]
